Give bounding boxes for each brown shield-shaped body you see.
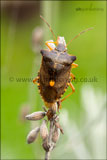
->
[38,44,76,107]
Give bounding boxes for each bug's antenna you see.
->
[40,15,56,41]
[66,27,94,47]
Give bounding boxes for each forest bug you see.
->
[33,15,93,118]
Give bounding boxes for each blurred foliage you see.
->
[1,1,106,159]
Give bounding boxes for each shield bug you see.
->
[33,15,93,115]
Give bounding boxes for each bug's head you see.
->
[56,36,67,52]
[54,36,76,66]
[56,43,66,52]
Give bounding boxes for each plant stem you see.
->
[45,151,50,160]
[45,120,54,160]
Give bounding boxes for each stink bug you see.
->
[33,16,93,115]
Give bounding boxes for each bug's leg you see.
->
[45,41,57,50]
[57,100,62,112]
[33,77,39,84]
[72,63,78,69]
[69,82,75,92]
[70,72,75,80]
[61,83,75,102]
[42,106,47,112]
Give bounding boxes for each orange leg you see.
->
[33,77,39,84]
[72,63,78,69]
[45,41,57,51]
[70,73,75,80]
[61,82,75,102]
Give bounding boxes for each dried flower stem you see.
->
[40,3,60,158]
[45,120,54,160]
[26,103,63,160]
[45,151,50,160]
[49,120,54,144]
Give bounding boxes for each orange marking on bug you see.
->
[33,77,39,84]
[49,80,55,87]
[64,88,66,92]
[44,101,54,108]
[37,83,40,86]
[54,63,57,68]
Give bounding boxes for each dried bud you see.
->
[27,127,40,144]
[52,127,60,143]
[54,115,59,122]
[55,122,64,134]
[26,111,46,121]
[42,138,50,152]
[40,120,48,140]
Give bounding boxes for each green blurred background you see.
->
[1,1,106,159]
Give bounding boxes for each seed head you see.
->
[42,138,50,152]
[52,127,60,143]
[55,122,64,134]
[40,120,48,140]
[27,127,40,144]
[26,111,46,121]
